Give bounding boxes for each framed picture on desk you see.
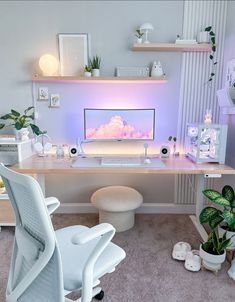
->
[58,33,90,76]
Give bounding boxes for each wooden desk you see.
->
[12,155,235,240]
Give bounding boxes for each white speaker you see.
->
[69,145,78,157]
[160,145,170,158]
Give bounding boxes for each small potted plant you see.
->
[90,55,101,77]
[84,65,92,77]
[135,29,144,44]
[199,185,235,249]
[199,230,231,272]
[0,106,45,140]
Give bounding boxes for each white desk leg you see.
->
[37,174,46,196]
[189,174,208,241]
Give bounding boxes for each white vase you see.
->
[197,31,210,43]
[199,244,226,271]
[136,38,142,44]
[218,225,235,250]
[92,69,100,77]
[84,71,92,77]
[151,61,163,77]
[14,127,29,141]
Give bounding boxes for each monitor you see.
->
[84,108,155,141]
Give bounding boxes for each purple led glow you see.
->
[84,109,155,140]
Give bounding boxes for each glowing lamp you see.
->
[140,23,154,44]
[39,54,58,76]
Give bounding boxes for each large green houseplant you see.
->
[199,185,235,231]
[0,106,45,139]
[199,185,235,249]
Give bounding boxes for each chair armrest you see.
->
[72,223,115,245]
[45,197,60,215]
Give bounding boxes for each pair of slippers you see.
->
[172,242,201,272]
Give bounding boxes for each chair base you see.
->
[99,210,134,232]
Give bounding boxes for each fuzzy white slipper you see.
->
[172,242,192,261]
[228,259,235,281]
[184,250,201,272]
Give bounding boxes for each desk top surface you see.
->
[12,155,235,175]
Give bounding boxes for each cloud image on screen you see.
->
[84,109,155,140]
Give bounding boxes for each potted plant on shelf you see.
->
[84,64,92,77]
[0,106,45,140]
[199,230,231,272]
[90,55,101,77]
[199,185,235,249]
[135,29,144,44]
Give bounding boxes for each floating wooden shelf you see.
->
[132,43,211,52]
[32,75,167,83]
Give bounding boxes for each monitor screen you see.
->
[84,108,155,141]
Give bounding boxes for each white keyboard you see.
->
[101,157,142,166]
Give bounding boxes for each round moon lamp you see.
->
[39,54,58,76]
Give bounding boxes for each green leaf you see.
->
[230,200,235,208]
[24,106,34,115]
[209,215,224,229]
[219,238,231,251]
[214,62,218,65]
[0,123,5,129]
[209,55,214,60]
[11,109,20,117]
[212,45,216,52]
[0,113,13,120]
[214,196,231,207]
[211,73,215,76]
[205,26,212,32]
[168,136,172,141]
[203,189,221,201]
[199,207,221,224]
[209,31,215,36]
[15,121,23,130]
[223,209,235,226]
[211,37,215,44]
[222,185,235,202]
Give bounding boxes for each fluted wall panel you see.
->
[175,0,227,204]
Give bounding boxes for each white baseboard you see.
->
[56,203,196,214]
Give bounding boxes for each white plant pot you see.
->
[199,244,226,271]
[197,31,210,43]
[84,71,92,77]
[92,69,100,77]
[14,127,29,141]
[136,38,142,44]
[218,225,235,250]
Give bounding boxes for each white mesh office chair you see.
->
[0,164,126,302]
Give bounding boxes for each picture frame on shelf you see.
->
[58,33,90,76]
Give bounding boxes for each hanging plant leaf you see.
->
[209,55,214,60]
[209,78,212,82]
[211,37,215,44]
[209,31,215,36]
[211,73,215,77]
[0,123,5,129]
[205,26,212,32]
[214,62,218,65]
[212,45,216,52]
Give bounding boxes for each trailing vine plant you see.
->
[205,26,217,83]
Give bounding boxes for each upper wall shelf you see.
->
[132,43,211,52]
[32,75,168,83]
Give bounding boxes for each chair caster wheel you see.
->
[95,290,104,300]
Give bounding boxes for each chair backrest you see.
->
[0,164,64,302]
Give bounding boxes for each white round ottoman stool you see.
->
[91,186,143,232]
